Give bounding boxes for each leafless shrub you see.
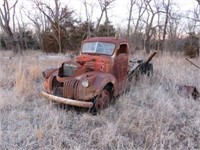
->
[185,45,199,58]
[184,33,199,58]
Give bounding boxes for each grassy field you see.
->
[0,50,200,149]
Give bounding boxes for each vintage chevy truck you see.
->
[41,37,156,113]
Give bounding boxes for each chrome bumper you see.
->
[40,91,93,108]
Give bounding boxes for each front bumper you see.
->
[40,91,93,108]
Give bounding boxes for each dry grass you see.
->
[0,50,200,149]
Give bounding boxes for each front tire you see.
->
[90,86,112,114]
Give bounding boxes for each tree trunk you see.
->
[105,9,109,36]
[96,8,105,33]
[0,0,18,52]
[162,0,170,52]
[4,26,15,51]
[145,36,151,54]
[127,0,135,38]
[145,13,155,54]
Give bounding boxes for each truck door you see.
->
[113,44,128,94]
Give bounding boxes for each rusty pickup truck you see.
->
[41,36,156,113]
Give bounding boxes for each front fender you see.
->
[43,70,58,93]
[44,75,55,93]
[78,72,117,100]
[93,72,117,95]
[42,68,58,79]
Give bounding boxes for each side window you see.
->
[116,44,128,56]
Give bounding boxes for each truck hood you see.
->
[75,54,112,73]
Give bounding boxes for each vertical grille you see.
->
[63,79,79,99]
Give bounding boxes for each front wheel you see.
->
[90,86,112,114]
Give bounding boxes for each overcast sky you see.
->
[0,0,198,29]
[67,0,197,27]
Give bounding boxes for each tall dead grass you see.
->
[0,50,199,149]
[14,60,43,97]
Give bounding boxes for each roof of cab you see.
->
[82,37,128,45]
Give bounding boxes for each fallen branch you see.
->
[185,58,200,70]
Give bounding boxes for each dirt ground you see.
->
[0,50,200,149]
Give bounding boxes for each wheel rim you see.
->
[95,90,111,111]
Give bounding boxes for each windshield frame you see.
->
[81,41,116,56]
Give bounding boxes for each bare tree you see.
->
[33,0,73,53]
[162,0,171,52]
[143,0,164,53]
[95,0,115,35]
[23,3,51,50]
[127,0,136,38]
[184,1,200,57]
[22,7,43,49]
[16,7,27,50]
[81,0,95,37]
[189,0,200,54]
[167,12,181,54]
[133,0,147,36]
[195,0,200,56]
[129,0,147,51]
[0,0,18,51]
[157,11,161,51]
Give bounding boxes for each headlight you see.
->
[82,79,89,88]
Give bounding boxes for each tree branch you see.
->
[186,58,200,69]
[9,0,18,10]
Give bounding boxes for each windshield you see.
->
[82,42,115,55]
